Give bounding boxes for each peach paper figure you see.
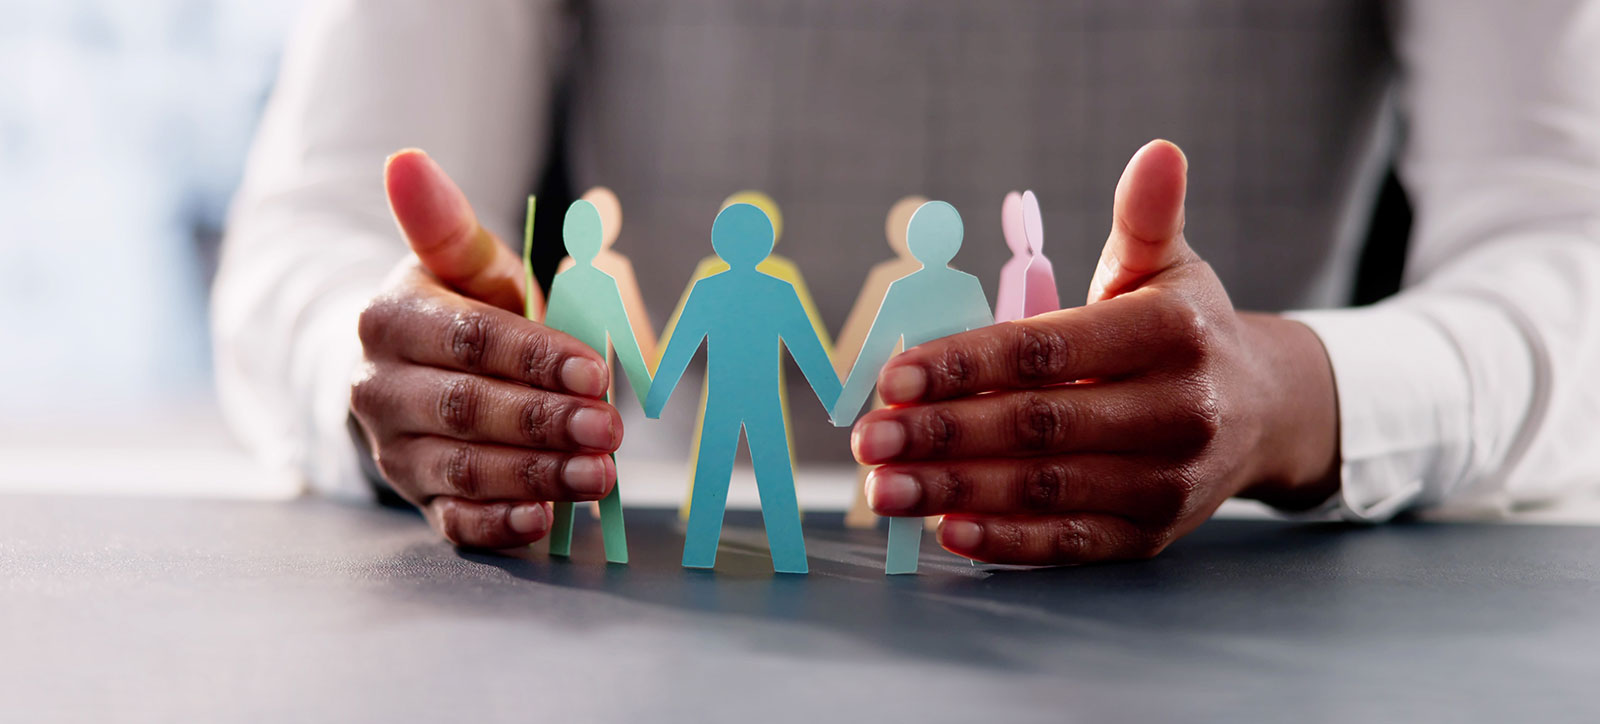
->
[644,203,840,574]
[831,201,994,574]
[540,199,654,564]
[994,190,1030,322]
[834,195,927,529]
[658,191,831,521]
[1019,190,1060,317]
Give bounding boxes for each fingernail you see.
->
[940,519,983,551]
[508,503,548,535]
[562,455,612,495]
[867,470,921,511]
[852,420,906,462]
[561,357,608,397]
[878,365,927,404]
[568,407,618,449]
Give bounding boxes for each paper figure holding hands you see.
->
[1018,190,1060,318]
[644,203,841,574]
[831,201,994,574]
[540,198,654,563]
[558,186,657,362]
[658,191,832,520]
[833,195,928,529]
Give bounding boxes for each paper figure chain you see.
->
[523,190,1061,574]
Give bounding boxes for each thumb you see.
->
[1087,139,1195,303]
[384,148,538,315]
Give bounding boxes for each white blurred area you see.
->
[0,0,305,498]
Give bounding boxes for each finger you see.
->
[875,292,1187,404]
[937,513,1165,565]
[378,436,616,502]
[357,268,609,397]
[385,148,536,315]
[424,497,553,549]
[352,363,622,452]
[851,382,1212,464]
[865,455,1182,520]
[1087,139,1196,303]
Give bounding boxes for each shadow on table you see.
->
[420,508,1567,671]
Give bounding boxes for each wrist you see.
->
[1235,313,1341,510]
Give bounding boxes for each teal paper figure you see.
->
[542,199,654,564]
[643,203,841,574]
[830,201,995,574]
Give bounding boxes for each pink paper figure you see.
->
[993,191,1029,322]
[1019,190,1060,317]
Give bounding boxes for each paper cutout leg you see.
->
[746,396,808,574]
[550,399,628,564]
[680,366,799,522]
[682,401,741,570]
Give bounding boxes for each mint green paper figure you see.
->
[644,203,841,574]
[830,201,994,574]
[543,199,653,564]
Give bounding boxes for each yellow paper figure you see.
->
[659,191,832,520]
[833,196,927,528]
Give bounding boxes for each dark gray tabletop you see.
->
[3,494,1598,723]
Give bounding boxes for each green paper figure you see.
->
[830,201,995,574]
[540,198,654,563]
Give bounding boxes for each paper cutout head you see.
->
[906,201,963,268]
[1001,191,1027,256]
[722,190,783,244]
[563,199,604,264]
[885,195,927,259]
[711,202,776,269]
[581,186,623,249]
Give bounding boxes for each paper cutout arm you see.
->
[830,290,906,426]
[608,257,658,364]
[777,286,842,411]
[644,283,710,419]
[600,277,654,410]
[786,266,834,353]
[654,257,722,368]
[523,196,538,320]
[834,264,891,378]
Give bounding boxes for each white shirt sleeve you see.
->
[211,0,562,498]
[1288,0,1600,520]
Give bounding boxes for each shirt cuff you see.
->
[1283,305,1473,522]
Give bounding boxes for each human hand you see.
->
[851,140,1341,565]
[350,149,622,549]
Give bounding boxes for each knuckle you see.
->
[929,345,979,395]
[441,443,481,497]
[1154,295,1211,359]
[1053,518,1092,561]
[924,466,975,511]
[1012,392,1071,452]
[517,454,562,496]
[437,504,468,545]
[447,311,492,371]
[518,329,561,387]
[356,298,395,348]
[1171,378,1224,447]
[519,392,568,445]
[349,368,381,416]
[990,521,1027,558]
[913,408,963,457]
[438,377,482,434]
[1019,461,1071,512]
[1010,324,1072,384]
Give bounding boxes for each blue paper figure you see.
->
[830,201,995,574]
[644,203,841,574]
[542,199,654,564]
